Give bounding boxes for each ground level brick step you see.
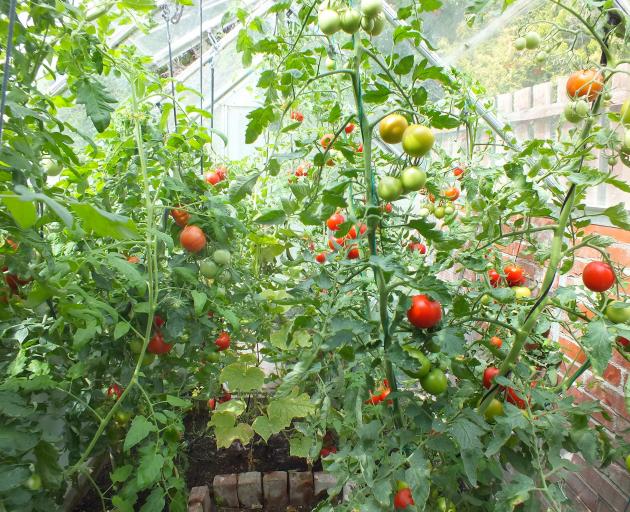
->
[202,471,339,511]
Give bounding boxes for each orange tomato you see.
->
[566,69,604,101]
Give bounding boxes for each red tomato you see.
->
[328,237,345,251]
[582,261,615,292]
[218,392,232,403]
[205,171,221,185]
[147,332,173,355]
[180,226,206,253]
[357,143,363,153]
[320,133,334,149]
[407,294,442,329]
[617,336,629,349]
[345,123,355,134]
[153,315,165,328]
[207,398,216,410]
[488,269,501,288]
[295,165,306,177]
[483,366,500,389]
[170,208,190,227]
[490,336,503,348]
[326,212,345,231]
[107,383,123,400]
[384,203,393,213]
[504,264,525,287]
[347,246,359,259]
[5,239,18,251]
[320,446,337,458]
[215,331,230,351]
[365,380,391,405]
[444,187,460,201]
[290,111,304,122]
[453,167,464,178]
[566,69,604,101]
[408,242,426,254]
[505,387,527,409]
[315,252,327,264]
[127,256,140,264]
[347,224,367,239]
[215,166,228,179]
[394,488,414,509]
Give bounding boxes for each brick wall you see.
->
[435,69,630,509]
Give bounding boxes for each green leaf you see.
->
[0,466,29,492]
[245,106,275,144]
[228,172,259,203]
[289,434,312,457]
[601,203,630,230]
[137,452,164,488]
[220,363,265,392]
[120,0,155,11]
[434,327,464,356]
[0,391,31,417]
[581,320,611,375]
[114,322,131,340]
[0,426,38,455]
[254,209,286,225]
[191,290,207,317]
[124,415,156,451]
[252,416,274,441]
[166,395,192,409]
[106,254,146,293]
[394,55,414,75]
[419,0,442,11]
[34,441,62,488]
[140,487,165,512]
[110,465,133,483]
[267,389,315,430]
[73,204,138,240]
[75,77,117,132]
[2,195,37,229]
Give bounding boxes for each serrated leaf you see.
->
[252,416,274,441]
[140,487,165,512]
[245,106,275,144]
[581,319,611,375]
[0,466,29,492]
[229,173,259,203]
[289,434,312,457]
[75,77,117,132]
[137,452,163,488]
[254,209,286,225]
[191,290,207,317]
[267,389,315,429]
[73,204,138,240]
[110,465,133,483]
[106,254,146,293]
[166,395,192,409]
[220,363,265,392]
[114,321,130,340]
[601,203,630,230]
[34,441,62,488]
[124,415,156,451]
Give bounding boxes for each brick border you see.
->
[188,472,339,512]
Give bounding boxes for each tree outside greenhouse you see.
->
[0,0,630,511]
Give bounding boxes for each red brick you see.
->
[288,471,313,508]
[601,364,622,387]
[263,471,288,512]
[564,472,599,510]
[583,380,629,420]
[603,461,630,496]
[188,486,211,512]
[612,350,630,371]
[574,246,604,260]
[559,337,588,364]
[237,471,262,508]
[574,464,628,511]
[585,224,630,244]
[608,246,630,266]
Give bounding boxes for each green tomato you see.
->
[217,270,231,284]
[25,473,42,491]
[200,260,219,278]
[421,368,448,395]
[360,0,382,18]
[400,166,427,192]
[213,249,231,266]
[621,98,630,126]
[206,351,220,363]
[115,409,132,426]
[606,301,630,323]
[575,100,590,117]
[608,156,618,166]
[434,206,445,219]
[340,8,362,34]
[437,497,456,512]
[215,286,226,299]
[622,129,630,154]
[425,202,435,213]
[514,37,526,50]
[377,176,403,201]
[480,294,491,306]
[418,207,430,218]
[401,124,434,157]
[524,31,541,49]
[484,398,505,421]
[142,353,155,366]
[318,9,340,35]
[626,454,630,473]
[325,57,336,71]
[362,13,385,35]
[513,286,532,299]
[43,159,62,176]
[426,339,441,353]
[534,51,547,64]
[564,103,583,123]
[444,205,454,216]
[130,339,142,354]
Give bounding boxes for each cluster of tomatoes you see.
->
[487,264,531,299]
[170,208,208,253]
[418,183,460,221]
[313,211,368,263]
[317,0,386,37]
[147,314,173,355]
[204,165,228,186]
[207,386,232,411]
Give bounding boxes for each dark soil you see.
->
[73,404,317,511]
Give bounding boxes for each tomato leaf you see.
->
[124,415,156,452]
[191,290,207,317]
[34,441,62,488]
[581,320,611,375]
[601,203,630,231]
[75,77,117,132]
[137,452,164,488]
[1,195,38,229]
[73,204,138,240]
[220,363,265,392]
[245,106,275,144]
[254,209,286,225]
[110,465,133,483]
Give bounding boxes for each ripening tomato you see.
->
[327,212,345,231]
[107,383,123,400]
[215,166,228,179]
[180,226,206,253]
[345,123,355,134]
[407,294,442,329]
[315,252,327,264]
[483,366,500,389]
[379,114,408,144]
[290,111,304,122]
[328,237,345,251]
[484,398,504,421]
[215,331,231,351]
[453,167,464,178]
[207,398,216,410]
[357,143,363,153]
[147,332,173,355]
[347,245,359,259]
[443,187,460,201]
[566,69,604,101]
[205,171,221,185]
[320,133,334,149]
[504,264,525,287]
[505,387,527,409]
[347,224,367,239]
[127,256,140,264]
[171,208,190,227]
[490,336,503,349]
[582,261,615,292]
[488,269,501,287]
[384,203,393,213]
[394,487,414,509]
